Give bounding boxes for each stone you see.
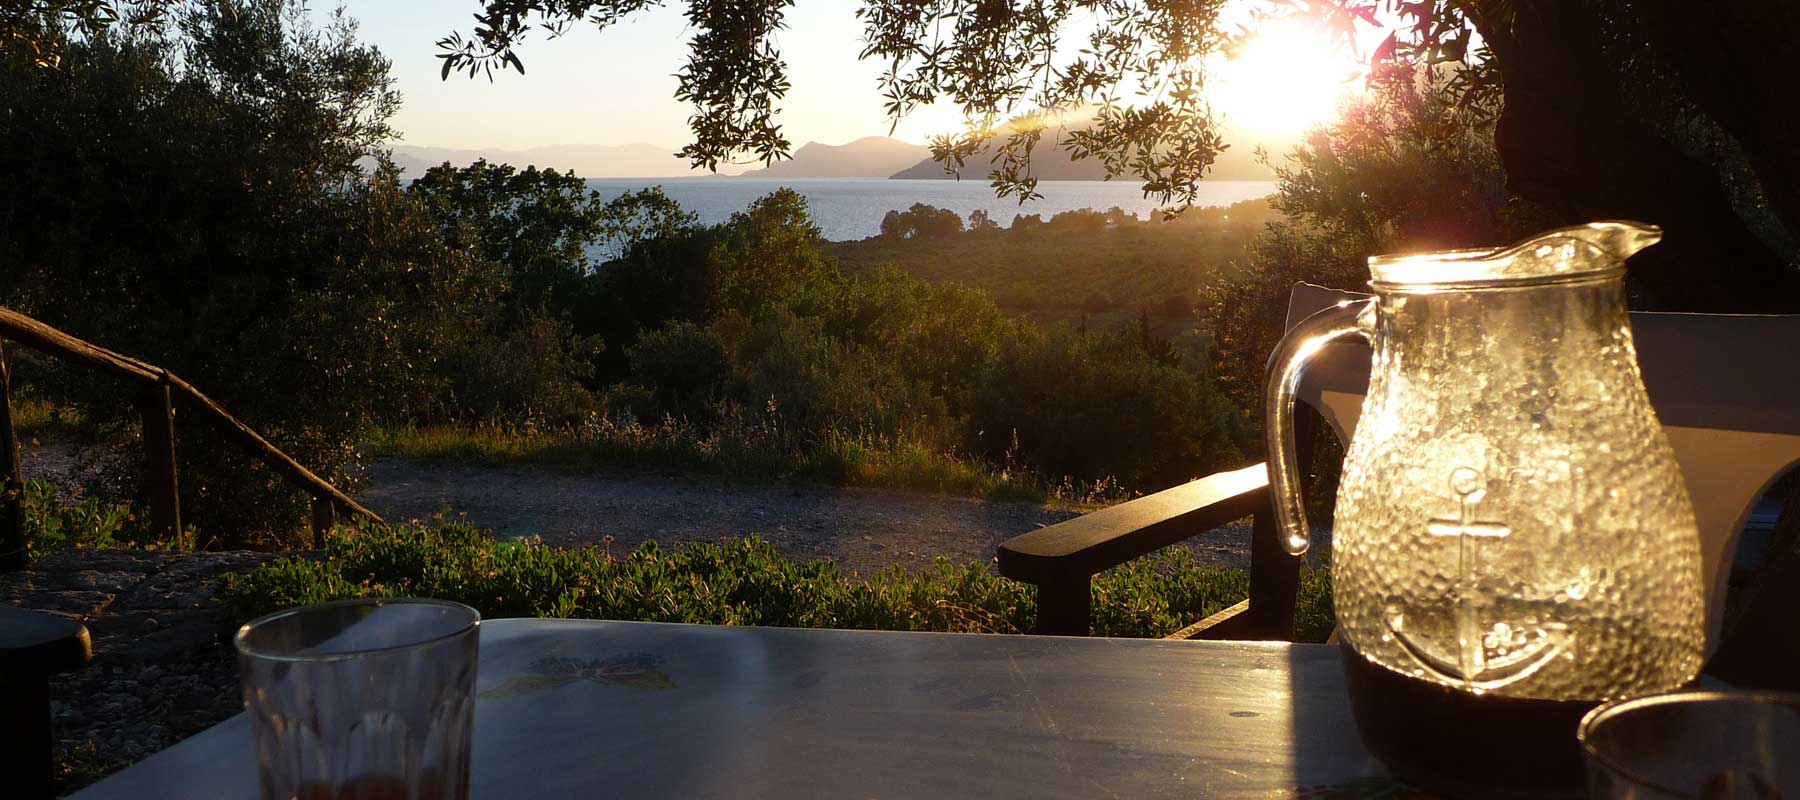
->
[58,570,152,594]
[117,551,281,611]
[16,589,115,617]
[88,609,230,663]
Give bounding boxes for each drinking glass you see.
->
[1579,690,1800,799]
[235,598,481,800]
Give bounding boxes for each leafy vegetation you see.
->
[373,420,1122,506]
[1,2,484,544]
[878,203,965,240]
[18,478,173,557]
[4,0,1255,540]
[432,0,1800,310]
[216,517,1334,641]
[833,200,1279,338]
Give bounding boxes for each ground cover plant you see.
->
[217,518,1336,642]
[18,479,162,557]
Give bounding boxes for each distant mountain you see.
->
[381,143,741,179]
[737,136,931,179]
[889,127,1283,182]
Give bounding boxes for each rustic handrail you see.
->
[996,412,1323,638]
[0,306,381,568]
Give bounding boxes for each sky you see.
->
[315,0,1365,161]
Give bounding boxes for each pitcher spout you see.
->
[1550,220,1663,262]
[1369,219,1662,288]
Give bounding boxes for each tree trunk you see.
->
[1467,0,1800,312]
[1634,0,1800,246]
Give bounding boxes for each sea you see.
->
[584,177,1278,243]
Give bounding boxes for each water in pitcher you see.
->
[1341,646,1595,799]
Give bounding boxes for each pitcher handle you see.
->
[1264,299,1374,556]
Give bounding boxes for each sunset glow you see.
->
[1209,19,1362,139]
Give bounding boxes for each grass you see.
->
[11,395,86,441]
[216,516,1335,641]
[371,417,1132,507]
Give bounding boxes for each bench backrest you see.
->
[1284,282,1800,653]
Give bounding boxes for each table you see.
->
[72,619,1394,799]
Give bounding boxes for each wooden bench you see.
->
[997,463,1300,639]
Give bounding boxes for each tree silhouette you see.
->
[435,0,1800,310]
[12,1,1797,308]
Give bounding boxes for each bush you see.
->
[442,316,600,424]
[831,268,1018,414]
[879,203,964,240]
[1047,208,1107,233]
[214,518,1330,640]
[625,320,731,420]
[0,5,496,544]
[20,479,167,557]
[971,329,1245,489]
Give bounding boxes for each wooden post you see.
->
[309,496,336,548]
[1242,407,1322,640]
[1,342,26,571]
[1246,496,1300,640]
[139,382,182,550]
[1035,576,1092,636]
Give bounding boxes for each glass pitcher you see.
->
[1266,221,1706,795]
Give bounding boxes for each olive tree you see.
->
[433,0,1800,311]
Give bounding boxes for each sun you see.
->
[1209,19,1361,140]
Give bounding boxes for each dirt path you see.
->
[18,444,1258,576]
[357,457,1257,576]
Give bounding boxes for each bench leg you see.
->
[1246,503,1300,640]
[1,675,56,800]
[1035,577,1092,636]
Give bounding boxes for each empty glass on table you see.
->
[235,598,480,800]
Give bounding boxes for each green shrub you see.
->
[0,7,501,545]
[879,204,963,240]
[19,479,169,556]
[217,557,363,614]
[215,519,1335,640]
[971,328,1246,489]
[441,315,600,424]
[625,320,731,419]
[1295,558,1336,644]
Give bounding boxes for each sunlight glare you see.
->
[1209,19,1361,139]
[893,101,980,143]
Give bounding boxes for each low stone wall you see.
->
[3,549,281,662]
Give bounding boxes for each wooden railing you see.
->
[995,412,1321,639]
[0,306,382,570]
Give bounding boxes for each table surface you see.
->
[72,619,1401,799]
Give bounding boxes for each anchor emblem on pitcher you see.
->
[1389,467,1567,693]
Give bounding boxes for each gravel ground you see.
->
[357,456,1260,575]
